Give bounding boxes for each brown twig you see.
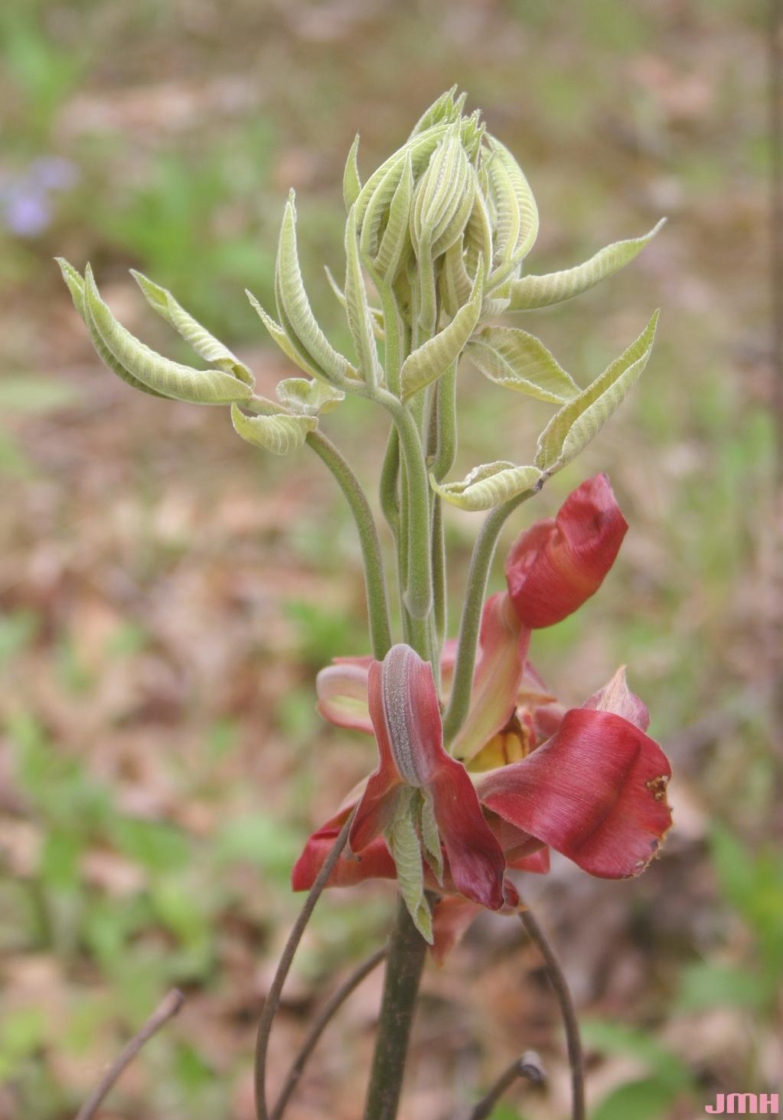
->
[468,1050,545,1120]
[271,946,387,1120]
[254,808,356,1120]
[519,907,585,1120]
[74,989,184,1120]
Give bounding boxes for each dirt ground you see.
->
[0,2,780,1118]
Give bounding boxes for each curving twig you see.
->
[271,946,387,1120]
[468,1050,545,1120]
[519,906,585,1120]
[74,989,184,1120]
[254,808,356,1120]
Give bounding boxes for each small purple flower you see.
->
[4,191,53,237]
[0,156,79,238]
[30,156,79,192]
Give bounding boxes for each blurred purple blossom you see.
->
[0,156,80,238]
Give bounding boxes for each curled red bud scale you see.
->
[505,473,628,628]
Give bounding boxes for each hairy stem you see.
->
[255,810,356,1120]
[429,361,458,484]
[272,947,387,1120]
[362,896,429,1120]
[380,426,401,541]
[442,489,533,742]
[431,495,447,667]
[378,284,408,398]
[375,390,434,639]
[519,907,585,1120]
[427,362,457,678]
[307,430,393,660]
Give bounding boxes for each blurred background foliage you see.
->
[0,1,779,1118]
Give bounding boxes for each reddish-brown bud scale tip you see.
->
[356,644,509,912]
[505,473,628,629]
[291,819,397,890]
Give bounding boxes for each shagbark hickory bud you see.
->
[410,131,474,263]
[351,89,541,349]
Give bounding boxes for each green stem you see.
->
[431,495,446,666]
[379,424,409,637]
[374,389,433,631]
[442,490,532,743]
[362,896,429,1120]
[425,377,441,464]
[405,609,432,663]
[398,448,411,634]
[307,431,393,660]
[378,284,408,398]
[429,360,457,483]
[427,361,456,677]
[415,244,437,339]
[379,426,401,541]
[397,457,430,655]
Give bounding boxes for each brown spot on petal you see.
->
[646,775,669,802]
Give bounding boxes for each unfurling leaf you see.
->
[486,154,521,271]
[354,125,449,237]
[419,792,444,884]
[275,377,344,416]
[372,152,413,286]
[275,193,356,386]
[61,261,254,404]
[387,807,432,942]
[408,86,466,138]
[484,137,539,284]
[464,189,494,282]
[343,134,362,212]
[344,207,383,388]
[466,326,579,403]
[246,289,323,382]
[400,258,484,401]
[57,258,166,399]
[439,185,492,317]
[431,460,543,511]
[130,271,253,385]
[359,156,412,270]
[84,266,254,403]
[231,404,316,455]
[508,219,665,311]
[411,130,474,262]
[535,311,659,473]
[323,267,385,338]
[410,131,475,333]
